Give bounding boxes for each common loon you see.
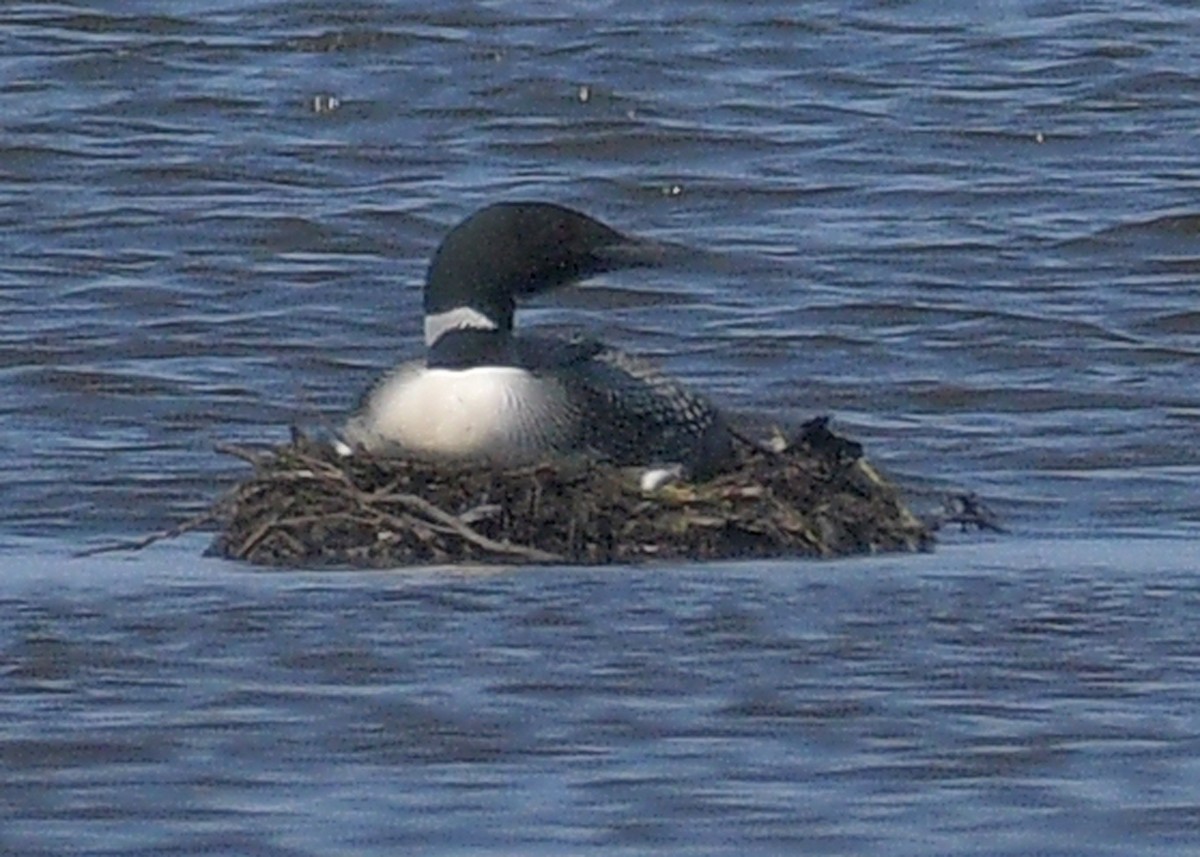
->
[341,202,733,477]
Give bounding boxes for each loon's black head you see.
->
[422,202,662,347]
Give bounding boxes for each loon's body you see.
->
[342,202,732,477]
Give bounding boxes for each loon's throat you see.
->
[427,328,518,369]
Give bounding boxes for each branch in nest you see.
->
[368,489,563,563]
[219,442,563,565]
[74,507,221,558]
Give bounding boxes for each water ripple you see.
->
[1,1,1199,548]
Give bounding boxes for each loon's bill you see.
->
[342,201,732,477]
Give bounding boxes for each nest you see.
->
[203,418,933,567]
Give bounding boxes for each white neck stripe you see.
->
[424,307,499,347]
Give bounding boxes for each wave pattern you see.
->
[1,1,1199,539]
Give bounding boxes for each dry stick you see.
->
[74,507,220,558]
[72,453,278,559]
[287,446,353,476]
[367,490,562,563]
[360,508,457,540]
[274,528,306,558]
[236,510,283,559]
[214,442,273,467]
[324,453,553,559]
[259,445,563,563]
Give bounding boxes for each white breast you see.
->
[343,362,573,464]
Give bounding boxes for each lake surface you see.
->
[2,1,1199,854]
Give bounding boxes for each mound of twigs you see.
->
[203,418,932,567]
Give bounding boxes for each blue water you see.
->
[2,1,1199,854]
[3,536,1199,856]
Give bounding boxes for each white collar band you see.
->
[424,306,499,347]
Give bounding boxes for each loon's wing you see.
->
[559,343,733,476]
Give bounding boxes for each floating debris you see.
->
[310,94,341,114]
[205,417,933,568]
[927,491,1009,534]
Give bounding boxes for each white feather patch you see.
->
[424,307,499,347]
[345,363,567,463]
